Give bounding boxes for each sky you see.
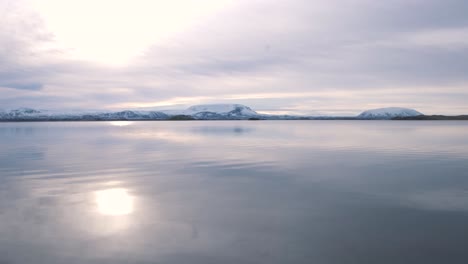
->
[1,0,468,116]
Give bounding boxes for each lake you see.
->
[1,121,468,264]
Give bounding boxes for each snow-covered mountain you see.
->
[0,108,48,120]
[0,104,258,121]
[0,108,169,121]
[357,107,423,119]
[186,104,257,115]
[160,104,259,120]
[0,105,427,121]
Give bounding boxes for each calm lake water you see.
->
[1,121,468,264]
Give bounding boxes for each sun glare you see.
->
[95,188,134,216]
[109,121,134,127]
[29,0,233,65]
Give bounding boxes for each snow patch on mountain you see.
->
[186,104,257,115]
[158,104,258,119]
[357,107,423,119]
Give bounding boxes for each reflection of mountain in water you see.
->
[191,126,254,136]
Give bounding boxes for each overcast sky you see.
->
[1,0,468,115]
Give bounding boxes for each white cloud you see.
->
[27,0,234,65]
[1,0,468,115]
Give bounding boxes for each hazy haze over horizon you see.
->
[1,0,468,115]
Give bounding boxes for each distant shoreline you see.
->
[392,115,468,120]
[1,115,468,122]
[1,105,467,121]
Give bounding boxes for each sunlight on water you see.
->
[95,188,134,216]
[1,121,468,264]
[109,121,134,126]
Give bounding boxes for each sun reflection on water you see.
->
[109,121,134,127]
[95,188,134,216]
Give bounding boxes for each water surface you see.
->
[1,121,468,264]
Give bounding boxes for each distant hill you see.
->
[357,107,423,119]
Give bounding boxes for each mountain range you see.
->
[0,104,445,121]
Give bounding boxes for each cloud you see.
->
[0,82,43,90]
[0,0,468,114]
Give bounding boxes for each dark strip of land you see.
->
[393,115,468,120]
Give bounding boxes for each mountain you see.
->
[0,108,47,120]
[357,107,423,120]
[0,108,168,121]
[0,104,258,121]
[183,104,258,119]
[91,111,168,120]
[0,105,437,121]
[161,104,259,120]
